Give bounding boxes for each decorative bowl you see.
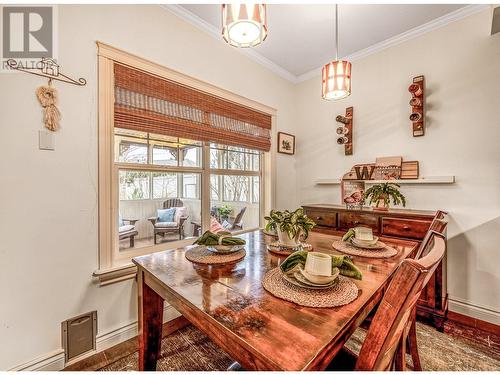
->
[206,245,244,254]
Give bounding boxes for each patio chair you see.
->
[222,207,247,231]
[118,218,139,248]
[148,198,188,244]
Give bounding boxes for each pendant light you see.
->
[322,4,352,100]
[222,4,268,48]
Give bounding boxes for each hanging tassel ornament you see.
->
[36,81,61,131]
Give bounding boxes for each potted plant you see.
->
[264,208,316,246]
[363,182,406,210]
[216,204,233,222]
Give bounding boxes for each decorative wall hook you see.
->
[408,75,425,137]
[335,107,353,155]
[7,58,86,86]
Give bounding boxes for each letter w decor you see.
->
[354,165,375,180]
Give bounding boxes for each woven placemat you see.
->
[332,240,398,258]
[185,246,246,265]
[262,268,359,308]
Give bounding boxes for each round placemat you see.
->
[262,268,359,308]
[267,241,313,256]
[332,240,398,258]
[185,246,246,265]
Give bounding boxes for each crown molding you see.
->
[296,4,489,83]
[162,4,488,85]
[162,4,299,83]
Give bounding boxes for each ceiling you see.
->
[176,4,469,81]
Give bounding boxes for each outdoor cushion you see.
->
[174,206,188,223]
[210,217,225,233]
[158,208,176,222]
[155,221,178,228]
[119,224,135,233]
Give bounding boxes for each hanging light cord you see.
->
[335,4,339,61]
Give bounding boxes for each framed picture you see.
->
[277,132,295,155]
[341,180,366,209]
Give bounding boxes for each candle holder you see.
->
[408,76,425,137]
[335,107,353,155]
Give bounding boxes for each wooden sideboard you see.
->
[302,204,448,331]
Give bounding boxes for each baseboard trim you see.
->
[448,299,500,331]
[8,304,180,371]
[8,349,65,371]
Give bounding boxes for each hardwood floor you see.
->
[64,317,500,371]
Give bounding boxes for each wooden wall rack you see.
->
[409,75,425,137]
[335,106,353,155]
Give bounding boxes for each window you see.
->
[209,144,261,229]
[96,43,275,280]
[115,130,202,252]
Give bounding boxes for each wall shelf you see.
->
[315,176,455,185]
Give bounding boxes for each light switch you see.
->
[39,130,55,150]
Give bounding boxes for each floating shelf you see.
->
[315,176,455,185]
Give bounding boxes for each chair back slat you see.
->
[415,213,447,259]
[233,207,247,226]
[163,198,184,209]
[355,233,446,370]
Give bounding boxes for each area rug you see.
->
[98,322,500,371]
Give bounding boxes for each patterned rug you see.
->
[97,322,500,371]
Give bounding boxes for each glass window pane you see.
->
[118,171,201,252]
[252,176,260,203]
[152,144,178,166]
[180,145,201,167]
[210,175,220,201]
[210,146,225,169]
[210,174,259,232]
[116,140,148,164]
[223,175,249,202]
[183,173,200,199]
[228,150,246,170]
[250,153,260,171]
[119,170,150,200]
[152,172,177,199]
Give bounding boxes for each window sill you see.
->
[93,263,137,286]
[93,229,262,286]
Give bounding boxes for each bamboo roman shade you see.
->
[114,64,272,151]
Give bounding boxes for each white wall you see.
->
[1,5,499,371]
[0,5,297,370]
[294,10,500,324]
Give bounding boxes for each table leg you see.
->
[138,269,164,371]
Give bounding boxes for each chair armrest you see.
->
[123,219,139,225]
[179,216,189,227]
[148,217,158,226]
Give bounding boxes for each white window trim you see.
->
[94,42,277,285]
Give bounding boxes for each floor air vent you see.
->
[62,311,97,362]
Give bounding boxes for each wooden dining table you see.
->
[132,230,419,371]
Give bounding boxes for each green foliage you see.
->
[264,208,316,241]
[363,182,407,208]
[217,204,233,219]
[131,187,144,200]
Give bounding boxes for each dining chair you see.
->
[405,220,447,370]
[361,215,448,371]
[327,232,446,371]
